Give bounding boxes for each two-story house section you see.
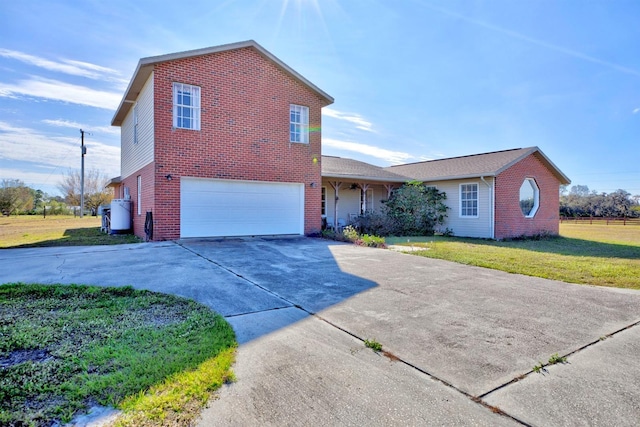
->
[110,40,334,241]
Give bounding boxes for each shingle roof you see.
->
[321,156,411,182]
[112,40,334,126]
[385,147,570,184]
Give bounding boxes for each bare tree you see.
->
[0,179,34,215]
[58,169,113,213]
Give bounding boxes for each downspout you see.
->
[480,176,495,239]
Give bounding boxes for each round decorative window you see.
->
[519,178,539,217]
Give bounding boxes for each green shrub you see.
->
[357,182,449,237]
[358,234,386,248]
[342,225,359,242]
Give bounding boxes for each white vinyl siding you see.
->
[438,179,493,238]
[121,73,154,179]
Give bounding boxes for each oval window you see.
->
[519,179,539,217]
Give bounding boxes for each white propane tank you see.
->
[110,199,132,232]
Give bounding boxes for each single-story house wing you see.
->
[322,147,570,240]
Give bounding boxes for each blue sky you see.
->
[1,0,638,197]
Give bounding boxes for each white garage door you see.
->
[180,178,304,238]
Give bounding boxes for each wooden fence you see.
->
[560,216,640,226]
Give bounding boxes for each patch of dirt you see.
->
[0,348,52,368]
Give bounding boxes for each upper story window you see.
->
[290,104,309,143]
[173,83,200,130]
[519,178,539,217]
[133,104,139,144]
[460,183,478,217]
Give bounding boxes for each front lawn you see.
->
[0,215,141,248]
[388,223,640,289]
[0,284,236,426]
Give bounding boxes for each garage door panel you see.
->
[180,178,304,238]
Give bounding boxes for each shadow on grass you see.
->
[9,227,141,249]
[391,235,640,261]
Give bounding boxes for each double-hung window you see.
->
[460,183,478,217]
[133,104,139,144]
[290,104,309,143]
[173,83,200,130]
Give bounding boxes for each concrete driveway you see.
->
[1,237,639,426]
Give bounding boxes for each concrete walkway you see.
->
[1,237,639,426]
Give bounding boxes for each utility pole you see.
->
[80,129,86,218]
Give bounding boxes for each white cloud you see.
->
[42,119,120,135]
[0,48,126,84]
[0,77,121,110]
[633,108,640,114]
[323,107,374,132]
[0,121,120,178]
[323,138,414,165]
[423,4,640,78]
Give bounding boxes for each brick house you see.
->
[322,147,570,239]
[109,40,333,240]
[109,41,568,241]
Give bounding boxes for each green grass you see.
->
[364,338,383,352]
[0,215,141,248]
[0,283,236,426]
[388,223,640,289]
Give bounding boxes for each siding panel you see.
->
[121,73,154,179]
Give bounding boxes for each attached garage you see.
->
[180,178,305,238]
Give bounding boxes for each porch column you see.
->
[358,183,370,213]
[329,181,342,230]
[383,184,395,199]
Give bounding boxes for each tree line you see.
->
[560,185,640,218]
[0,169,112,216]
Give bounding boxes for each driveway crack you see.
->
[478,318,640,400]
[314,314,532,426]
[56,256,66,278]
[175,242,296,309]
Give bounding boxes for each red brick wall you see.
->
[148,46,328,240]
[494,153,561,239]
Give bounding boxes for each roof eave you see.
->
[111,40,334,126]
[414,173,497,183]
[321,173,409,183]
[106,176,122,188]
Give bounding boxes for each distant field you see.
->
[389,222,640,290]
[559,222,640,244]
[0,215,140,248]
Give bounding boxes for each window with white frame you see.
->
[519,178,539,218]
[321,186,327,216]
[173,83,200,130]
[290,104,309,143]
[460,183,478,217]
[133,103,139,144]
[137,176,142,215]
